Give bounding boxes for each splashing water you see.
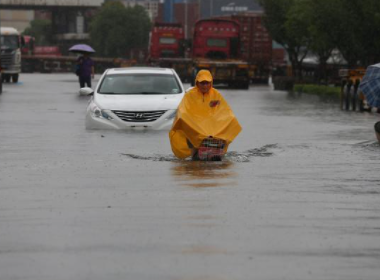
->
[121,144,277,162]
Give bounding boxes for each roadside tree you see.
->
[308,0,337,83]
[259,0,312,79]
[22,19,53,45]
[89,1,151,58]
[306,0,380,68]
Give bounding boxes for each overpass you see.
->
[0,0,104,54]
[0,0,103,9]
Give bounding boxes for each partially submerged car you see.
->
[83,67,185,130]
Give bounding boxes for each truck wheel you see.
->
[344,83,352,110]
[4,74,11,83]
[352,90,357,111]
[12,74,19,83]
[241,81,249,89]
[352,79,360,111]
[190,71,196,86]
[190,67,198,87]
[359,99,364,112]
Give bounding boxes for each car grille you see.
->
[112,110,167,122]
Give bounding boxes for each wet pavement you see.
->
[0,73,379,280]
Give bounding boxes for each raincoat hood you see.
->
[195,69,213,84]
[169,78,242,159]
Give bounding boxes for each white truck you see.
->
[1,27,23,83]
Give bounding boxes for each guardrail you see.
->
[22,55,137,74]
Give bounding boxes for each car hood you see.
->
[94,93,184,111]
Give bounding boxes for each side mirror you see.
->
[21,36,25,47]
[79,87,94,96]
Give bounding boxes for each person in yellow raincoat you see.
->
[169,69,242,159]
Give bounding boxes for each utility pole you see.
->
[198,0,201,19]
[184,0,188,39]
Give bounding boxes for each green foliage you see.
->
[22,19,53,45]
[259,0,312,78]
[260,0,380,73]
[294,84,341,96]
[89,2,151,58]
[258,0,293,47]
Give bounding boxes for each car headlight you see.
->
[166,110,177,120]
[90,103,113,120]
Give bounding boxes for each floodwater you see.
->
[0,74,379,280]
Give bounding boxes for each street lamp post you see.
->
[184,0,187,39]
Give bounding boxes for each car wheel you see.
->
[12,74,19,83]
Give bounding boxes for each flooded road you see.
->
[0,74,379,280]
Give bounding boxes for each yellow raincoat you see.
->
[169,70,242,159]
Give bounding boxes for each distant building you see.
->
[199,0,263,18]
[0,1,103,32]
[105,0,264,40]
[106,0,162,20]
[152,0,198,39]
[0,10,35,32]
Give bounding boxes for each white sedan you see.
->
[82,67,185,130]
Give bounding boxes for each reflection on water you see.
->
[287,91,340,103]
[121,144,277,188]
[171,160,236,188]
[121,144,276,163]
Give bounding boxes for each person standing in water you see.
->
[76,52,95,88]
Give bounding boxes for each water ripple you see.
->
[121,144,277,162]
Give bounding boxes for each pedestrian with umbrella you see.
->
[69,44,95,88]
[358,63,380,143]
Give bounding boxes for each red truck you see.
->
[149,19,250,89]
[191,18,250,89]
[149,22,185,59]
[148,22,192,82]
[21,35,65,73]
[217,13,274,83]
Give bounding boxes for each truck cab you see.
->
[191,19,249,89]
[1,27,23,83]
[149,22,185,59]
[192,19,240,60]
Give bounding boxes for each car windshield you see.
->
[98,73,182,95]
